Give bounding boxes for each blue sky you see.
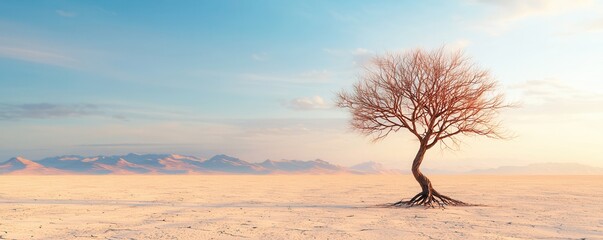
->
[1,0,602,169]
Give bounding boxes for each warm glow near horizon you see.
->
[1,0,602,170]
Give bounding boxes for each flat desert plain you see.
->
[0,175,601,239]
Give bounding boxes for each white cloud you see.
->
[56,10,77,17]
[284,96,330,111]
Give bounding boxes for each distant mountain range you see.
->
[1,154,601,175]
[0,153,401,175]
[349,161,406,174]
[467,162,603,175]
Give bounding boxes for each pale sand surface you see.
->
[0,175,601,239]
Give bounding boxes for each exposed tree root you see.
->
[388,189,471,209]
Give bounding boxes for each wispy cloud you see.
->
[0,103,101,120]
[562,17,603,35]
[322,47,376,66]
[351,48,372,55]
[56,10,77,18]
[447,39,471,51]
[239,69,333,84]
[510,79,603,116]
[470,0,593,34]
[0,102,266,122]
[351,48,374,66]
[323,48,342,55]
[0,102,190,121]
[77,143,193,147]
[582,17,603,32]
[284,96,331,111]
[1,118,352,163]
[251,52,268,61]
[191,68,338,86]
[0,46,77,68]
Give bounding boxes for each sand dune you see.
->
[0,175,601,239]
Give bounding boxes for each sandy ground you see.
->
[0,175,601,240]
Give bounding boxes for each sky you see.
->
[1,0,602,170]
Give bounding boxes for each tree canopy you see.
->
[337,48,508,149]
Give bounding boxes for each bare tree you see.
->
[337,48,510,208]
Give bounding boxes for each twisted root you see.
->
[388,190,470,208]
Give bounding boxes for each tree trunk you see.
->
[411,144,433,195]
[389,143,469,208]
